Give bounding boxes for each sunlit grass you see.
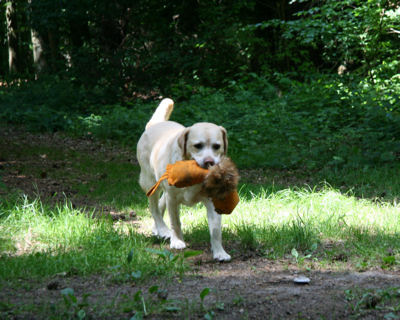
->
[0,196,185,282]
[181,185,400,265]
[2,176,400,285]
[1,137,400,283]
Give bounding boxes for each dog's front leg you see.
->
[149,190,171,239]
[204,200,231,261]
[167,195,186,250]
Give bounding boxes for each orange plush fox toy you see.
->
[147,158,239,214]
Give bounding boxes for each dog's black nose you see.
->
[204,158,215,168]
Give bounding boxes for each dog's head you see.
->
[178,123,228,169]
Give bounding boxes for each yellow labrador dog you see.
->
[137,98,231,261]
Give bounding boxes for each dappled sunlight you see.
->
[232,184,400,232]
[0,196,170,281]
[1,196,104,256]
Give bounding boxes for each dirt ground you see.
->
[1,127,400,319]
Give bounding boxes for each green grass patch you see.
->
[71,155,146,211]
[2,132,400,280]
[1,120,400,320]
[2,170,400,284]
[178,183,400,267]
[0,196,190,283]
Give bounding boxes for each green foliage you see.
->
[172,74,400,170]
[291,244,317,265]
[345,287,400,317]
[235,223,259,251]
[1,0,400,172]
[246,0,400,76]
[145,248,202,276]
[60,288,89,320]
[200,287,210,310]
[2,0,400,92]
[1,73,399,170]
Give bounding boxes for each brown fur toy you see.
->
[146,158,240,214]
[202,157,239,200]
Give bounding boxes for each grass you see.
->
[71,154,145,211]
[2,74,399,171]
[0,196,187,282]
[179,184,400,266]
[1,128,400,318]
[2,184,400,317]
[1,140,400,282]
[344,287,400,317]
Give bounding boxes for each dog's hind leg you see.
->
[203,199,231,261]
[159,193,166,217]
[139,170,171,239]
[149,189,171,239]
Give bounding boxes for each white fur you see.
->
[137,98,231,261]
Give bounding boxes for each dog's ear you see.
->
[220,126,228,154]
[178,128,190,159]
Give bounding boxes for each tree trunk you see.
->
[31,28,46,75]
[6,1,19,74]
[28,0,47,75]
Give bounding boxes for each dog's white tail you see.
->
[145,98,174,130]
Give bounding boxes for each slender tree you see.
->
[0,4,7,75]
[30,28,46,75]
[27,0,47,75]
[6,1,19,73]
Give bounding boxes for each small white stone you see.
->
[293,276,310,284]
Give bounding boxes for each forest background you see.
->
[1,0,400,170]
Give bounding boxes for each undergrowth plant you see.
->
[60,288,89,320]
[1,74,399,171]
[345,287,400,318]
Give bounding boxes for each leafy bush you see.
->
[170,74,400,169]
[245,0,400,77]
[1,74,399,170]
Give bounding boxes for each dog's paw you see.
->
[170,238,186,250]
[213,250,231,262]
[152,226,171,240]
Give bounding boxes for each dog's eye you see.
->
[194,143,204,149]
[212,144,220,151]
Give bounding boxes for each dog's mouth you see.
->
[192,156,218,169]
[202,159,217,169]
[202,163,213,169]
